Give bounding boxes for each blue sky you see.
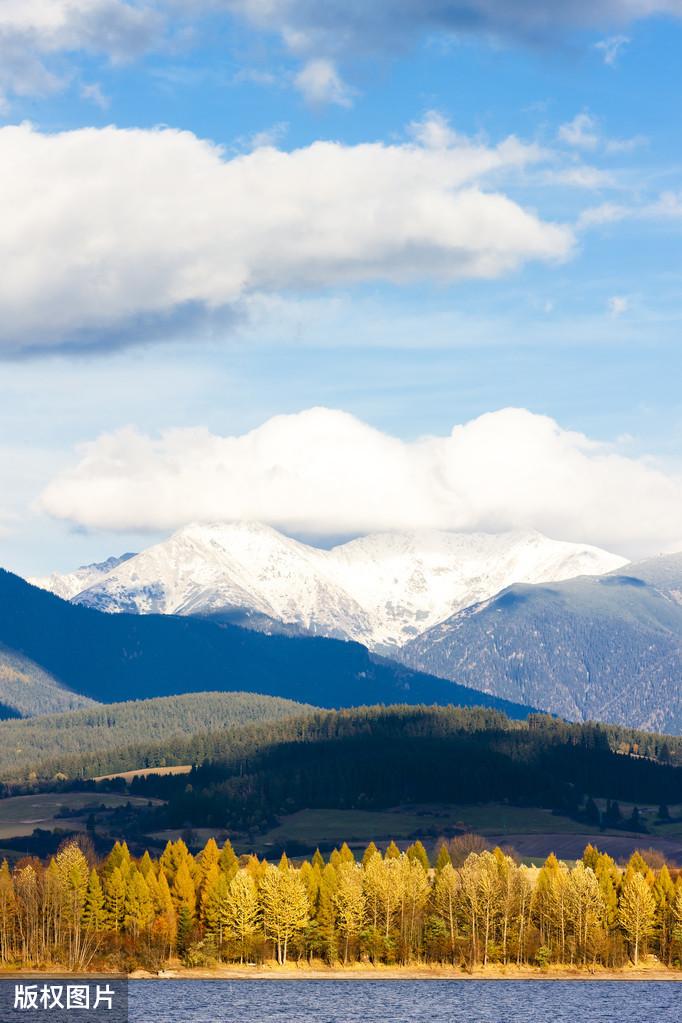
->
[2,1,682,575]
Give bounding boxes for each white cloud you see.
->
[219,1,682,55]
[595,33,630,65]
[558,111,647,155]
[0,0,161,106]
[559,113,600,150]
[0,122,572,353]
[578,191,682,230]
[293,58,353,106]
[241,121,289,149]
[5,1,681,105]
[39,406,682,557]
[608,295,629,316]
[81,82,111,109]
[409,110,463,149]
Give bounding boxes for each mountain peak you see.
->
[30,522,627,651]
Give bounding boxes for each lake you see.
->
[128,979,681,1022]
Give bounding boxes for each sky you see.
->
[2,0,682,575]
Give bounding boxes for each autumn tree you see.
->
[619,870,656,965]
[259,862,309,964]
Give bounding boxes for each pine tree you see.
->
[362,842,379,867]
[406,841,430,871]
[171,860,197,922]
[219,839,239,878]
[176,905,194,958]
[316,863,338,962]
[339,843,355,864]
[138,851,155,878]
[103,867,127,933]
[124,869,154,938]
[385,841,400,860]
[83,870,106,931]
[198,838,220,886]
[312,847,327,871]
[435,843,452,872]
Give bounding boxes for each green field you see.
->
[255,803,602,851]
[0,792,160,840]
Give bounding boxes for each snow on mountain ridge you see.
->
[33,522,628,650]
[29,553,136,601]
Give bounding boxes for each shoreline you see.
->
[5,964,682,982]
[130,963,682,982]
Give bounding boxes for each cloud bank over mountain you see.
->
[39,407,682,558]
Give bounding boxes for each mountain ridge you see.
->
[399,558,682,733]
[29,521,627,652]
[0,567,537,720]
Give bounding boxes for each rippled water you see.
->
[128,979,681,1023]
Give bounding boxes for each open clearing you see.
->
[257,804,618,849]
[0,792,160,840]
[93,764,192,782]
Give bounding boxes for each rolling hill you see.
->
[0,691,314,778]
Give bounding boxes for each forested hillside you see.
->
[0,692,313,776]
[14,707,674,836]
[401,572,682,732]
[0,569,535,718]
[134,709,682,833]
[0,644,95,717]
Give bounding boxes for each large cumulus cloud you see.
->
[0,121,571,354]
[39,407,682,557]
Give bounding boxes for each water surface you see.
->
[128,979,681,1023]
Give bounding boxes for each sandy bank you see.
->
[127,962,682,982]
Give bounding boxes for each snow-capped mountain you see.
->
[29,553,136,601]
[30,522,627,651]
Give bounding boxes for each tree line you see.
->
[3,703,682,792]
[122,708,682,834]
[1,835,681,972]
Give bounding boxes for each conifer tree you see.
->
[316,863,339,962]
[435,843,452,872]
[104,866,127,933]
[83,869,106,932]
[176,905,194,958]
[171,860,197,919]
[339,843,355,864]
[407,841,430,871]
[124,869,154,938]
[312,849,325,870]
[219,839,239,878]
[362,842,379,866]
